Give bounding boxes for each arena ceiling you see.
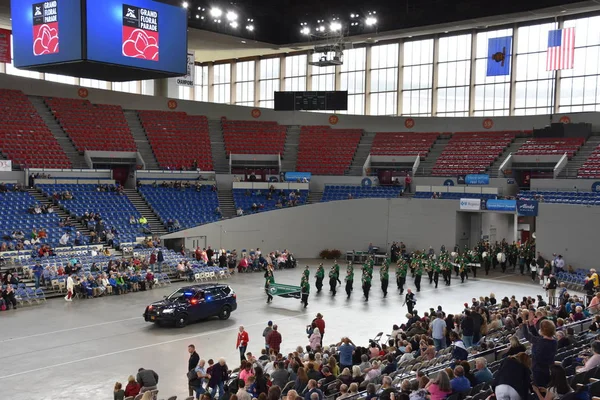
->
[0,0,599,63]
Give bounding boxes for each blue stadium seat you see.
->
[321,185,404,202]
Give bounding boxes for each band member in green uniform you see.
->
[301,276,310,308]
[345,262,354,299]
[459,255,468,283]
[303,265,310,280]
[329,264,339,296]
[413,254,423,292]
[396,259,407,295]
[483,249,491,275]
[470,248,479,278]
[426,255,434,285]
[441,253,452,286]
[432,257,441,289]
[380,259,389,298]
[315,263,325,293]
[362,268,372,301]
[265,268,275,303]
[333,260,341,285]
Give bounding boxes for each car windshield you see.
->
[166,288,196,301]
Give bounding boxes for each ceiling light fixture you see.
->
[301,27,310,35]
[226,11,238,21]
[230,21,238,28]
[210,7,222,18]
[365,16,377,26]
[246,24,254,31]
[330,21,342,32]
[182,1,188,8]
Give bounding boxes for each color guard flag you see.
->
[487,36,512,76]
[546,28,575,71]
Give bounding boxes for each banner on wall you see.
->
[175,51,195,87]
[465,174,490,185]
[0,160,12,171]
[483,199,516,212]
[285,172,311,182]
[517,200,538,217]
[459,198,481,211]
[0,28,10,63]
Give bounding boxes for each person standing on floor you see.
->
[301,276,310,308]
[345,263,354,299]
[380,259,389,298]
[413,255,423,292]
[65,273,75,302]
[314,313,325,345]
[236,326,249,363]
[403,289,416,314]
[187,344,200,398]
[396,258,407,295]
[262,321,273,351]
[265,268,275,304]
[266,325,282,354]
[362,267,372,302]
[315,264,324,293]
[329,264,338,296]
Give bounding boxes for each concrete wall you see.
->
[481,212,515,244]
[530,179,598,192]
[535,203,599,268]
[0,171,26,184]
[162,198,458,258]
[2,73,599,131]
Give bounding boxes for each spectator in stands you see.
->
[295,367,309,393]
[114,382,125,400]
[576,341,600,373]
[404,173,412,193]
[2,284,17,309]
[237,207,244,216]
[267,325,283,354]
[450,366,471,393]
[533,365,572,400]
[304,379,324,400]
[59,232,70,247]
[32,262,43,289]
[124,375,141,398]
[473,357,493,384]
[493,353,532,400]
[449,332,468,362]
[521,317,557,387]
[136,367,159,393]
[425,370,452,400]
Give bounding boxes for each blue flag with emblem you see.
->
[487,36,512,76]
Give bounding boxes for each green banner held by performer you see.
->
[269,283,301,297]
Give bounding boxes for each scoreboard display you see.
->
[11,0,188,80]
[274,91,348,111]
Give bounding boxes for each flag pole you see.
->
[550,69,557,124]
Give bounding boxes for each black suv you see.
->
[143,284,237,327]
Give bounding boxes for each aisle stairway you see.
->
[27,188,91,237]
[217,190,236,218]
[123,110,159,170]
[307,191,323,204]
[415,136,451,176]
[488,138,529,178]
[559,135,600,178]
[347,132,376,176]
[123,189,167,235]
[281,126,300,172]
[28,96,88,169]
[209,119,229,173]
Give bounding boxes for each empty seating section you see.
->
[516,137,584,157]
[414,191,498,200]
[322,185,404,202]
[432,132,515,176]
[296,126,362,175]
[222,118,287,155]
[579,144,600,178]
[0,188,64,249]
[44,97,136,152]
[371,132,438,157]
[139,186,220,230]
[233,189,308,212]
[518,190,600,206]
[0,89,70,168]
[138,111,213,170]
[38,184,142,243]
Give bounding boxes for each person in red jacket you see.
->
[266,325,282,354]
[314,313,325,345]
[236,325,249,363]
[124,375,141,397]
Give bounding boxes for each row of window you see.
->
[4,15,600,116]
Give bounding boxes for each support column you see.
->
[431,35,440,116]
[154,78,178,98]
[208,63,215,102]
[230,62,237,104]
[509,24,518,115]
[397,40,404,116]
[254,59,261,107]
[468,30,477,116]
[365,45,372,115]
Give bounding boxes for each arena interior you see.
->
[1,0,600,400]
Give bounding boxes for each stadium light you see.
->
[318,25,325,32]
[182,1,188,8]
[226,11,238,21]
[246,24,254,31]
[210,7,222,18]
[230,21,238,28]
[330,21,342,32]
[301,27,310,35]
[366,17,377,26]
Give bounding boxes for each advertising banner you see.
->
[517,200,539,216]
[484,199,517,212]
[285,172,311,182]
[175,51,195,87]
[459,198,482,211]
[0,28,11,63]
[0,160,11,171]
[465,174,490,185]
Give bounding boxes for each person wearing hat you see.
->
[362,263,372,301]
[329,264,339,296]
[301,276,310,308]
[413,254,424,292]
[315,264,325,293]
[396,258,408,295]
[345,262,354,299]
[303,265,310,280]
[380,258,389,298]
[263,321,273,350]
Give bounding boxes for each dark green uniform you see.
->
[301,277,310,308]
[265,271,275,303]
[362,271,372,301]
[345,264,354,298]
[413,255,424,292]
[329,265,339,296]
[396,259,407,294]
[432,258,441,288]
[315,264,324,293]
[380,260,389,297]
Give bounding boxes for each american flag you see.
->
[546,28,575,71]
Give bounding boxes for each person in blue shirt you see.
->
[32,262,44,289]
[336,337,356,370]
[450,366,471,393]
[473,357,493,384]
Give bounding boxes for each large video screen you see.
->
[85,0,187,75]
[11,0,83,67]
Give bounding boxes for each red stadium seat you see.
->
[296,126,362,175]
[138,110,213,171]
[0,89,71,169]
[221,118,287,156]
[371,132,438,158]
[515,137,584,158]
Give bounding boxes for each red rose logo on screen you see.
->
[122,28,159,60]
[33,24,59,55]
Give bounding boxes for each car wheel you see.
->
[175,314,188,328]
[218,306,231,320]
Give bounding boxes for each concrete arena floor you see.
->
[0,261,556,400]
